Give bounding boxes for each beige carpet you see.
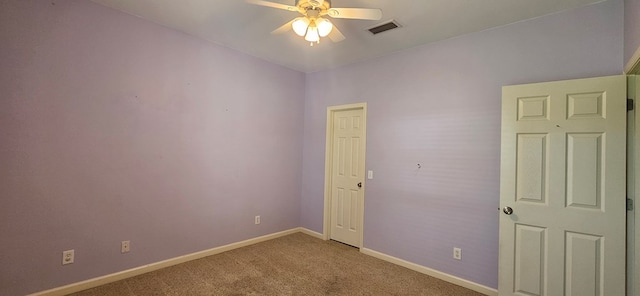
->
[69,233,484,295]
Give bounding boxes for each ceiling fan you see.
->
[247,0,382,46]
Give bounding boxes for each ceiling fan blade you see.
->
[246,0,298,12]
[271,19,295,34]
[328,26,345,42]
[327,8,382,20]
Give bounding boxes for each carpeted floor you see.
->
[69,233,484,295]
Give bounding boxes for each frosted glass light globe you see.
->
[317,18,333,37]
[305,26,320,42]
[292,18,310,37]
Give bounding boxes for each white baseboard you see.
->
[298,227,324,239]
[360,248,498,296]
[30,228,302,296]
[30,228,496,296]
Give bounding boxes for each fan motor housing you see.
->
[296,0,331,10]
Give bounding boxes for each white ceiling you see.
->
[91,0,605,73]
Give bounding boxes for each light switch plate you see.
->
[367,170,373,179]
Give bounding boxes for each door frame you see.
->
[627,44,640,295]
[629,75,640,296]
[322,102,367,248]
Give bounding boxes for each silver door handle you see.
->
[503,206,513,215]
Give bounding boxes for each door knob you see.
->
[357,182,362,188]
[503,206,513,215]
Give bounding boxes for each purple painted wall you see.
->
[301,0,623,289]
[626,0,640,66]
[0,1,304,295]
[0,0,627,294]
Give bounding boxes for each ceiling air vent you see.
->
[367,20,401,35]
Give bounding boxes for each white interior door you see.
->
[329,107,366,247]
[499,75,626,296]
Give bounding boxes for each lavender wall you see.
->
[626,0,640,66]
[301,0,623,289]
[0,1,304,295]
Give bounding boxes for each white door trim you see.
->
[630,75,640,296]
[322,102,367,248]
[625,46,640,74]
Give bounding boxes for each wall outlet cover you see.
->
[121,241,130,253]
[453,247,462,260]
[62,249,74,265]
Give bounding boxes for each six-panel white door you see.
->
[330,108,365,247]
[499,76,626,295]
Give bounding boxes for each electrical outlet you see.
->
[62,249,74,265]
[255,215,260,225]
[453,247,462,260]
[121,241,130,253]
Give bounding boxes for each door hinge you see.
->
[628,99,634,111]
[627,198,634,211]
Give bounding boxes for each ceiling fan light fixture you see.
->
[317,18,333,37]
[249,0,381,44]
[292,17,309,36]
